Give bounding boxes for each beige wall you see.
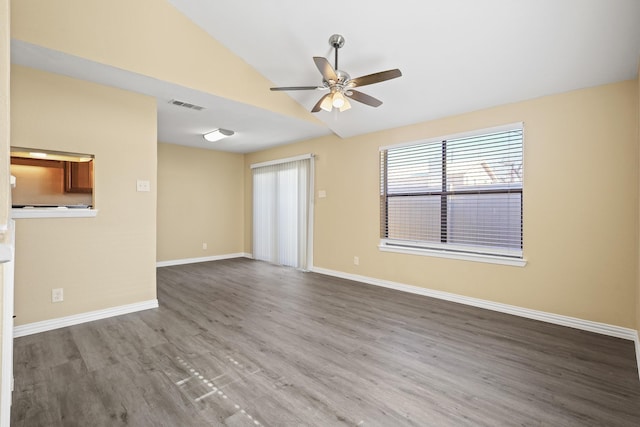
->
[245,80,639,328]
[0,0,8,231]
[11,66,157,325]
[0,0,8,410]
[10,0,316,124]
[157,143,244,262]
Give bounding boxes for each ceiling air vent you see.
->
[168,99,205,111]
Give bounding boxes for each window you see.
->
[379,124,523,262]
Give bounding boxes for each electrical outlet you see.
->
[202,242,208,250]
[354,256,359,266]
[52,288,64,303]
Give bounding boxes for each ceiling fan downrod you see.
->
[329,34,345,70]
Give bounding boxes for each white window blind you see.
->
[380,125,523,258]
[252,156,311,269]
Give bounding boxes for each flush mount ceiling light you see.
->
[203,128,234,142]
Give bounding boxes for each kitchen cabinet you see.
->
[64,160,93,193]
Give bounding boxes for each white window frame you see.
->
[379,123,526,267]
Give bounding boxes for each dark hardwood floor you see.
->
[11,258,640,426]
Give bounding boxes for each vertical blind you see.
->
[380,125,523,258]
[252,156,311,269]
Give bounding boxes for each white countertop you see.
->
[12,208,98,219]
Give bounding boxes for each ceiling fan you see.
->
[270,34,402,113]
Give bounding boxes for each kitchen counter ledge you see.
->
[12,208,98,219]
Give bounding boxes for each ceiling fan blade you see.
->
[311,93,332,113]
[270,86,323,91]
[313,57,338,83]
[350,69,402,88]
[346,90,383,107]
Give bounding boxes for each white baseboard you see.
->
[635,332,640,380]
[13,299,158,338]
[310,267,638,341]
[156,253,250,267]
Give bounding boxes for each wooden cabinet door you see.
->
[64,160,93,193]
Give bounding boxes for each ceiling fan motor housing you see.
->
[327,70,351,87]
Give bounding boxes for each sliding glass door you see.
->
[252,155,313,269]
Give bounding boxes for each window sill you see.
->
[12,208,98,219]
[378,243,527,267]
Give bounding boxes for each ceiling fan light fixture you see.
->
[339,97,351,112]
[203,128,234,142]
[319,94,334,112]
[331,91,346,108]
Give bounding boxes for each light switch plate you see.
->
[136,179,150,192]
[52,288,64,303]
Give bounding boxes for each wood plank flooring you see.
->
[11,258,640,426]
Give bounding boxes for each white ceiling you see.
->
[10,40,331,153]
[11,0,640,153]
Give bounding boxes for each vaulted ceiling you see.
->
[11,0,640,153]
